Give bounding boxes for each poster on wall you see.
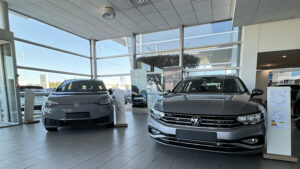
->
[267,87,291,156]
[163,66,183,91]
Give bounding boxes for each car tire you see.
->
[45,127,58,131]
[106,123,115,128]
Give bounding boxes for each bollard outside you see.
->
[24,91,39,124]
[113,89,128,127]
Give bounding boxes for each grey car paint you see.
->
[153,93,259,116]
[148,75,266,153]
[42,79,114,130]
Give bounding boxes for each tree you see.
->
[137,54,199,70]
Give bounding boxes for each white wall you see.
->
[240,18,300,91]
[255,70,271,103]
[240,25,259,91]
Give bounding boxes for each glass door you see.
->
[0,31,20,127]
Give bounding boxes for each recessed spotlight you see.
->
[102,7,116,20]
[282,55,287,58]
[130,0,150,6]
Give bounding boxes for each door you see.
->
[0,30,20,126]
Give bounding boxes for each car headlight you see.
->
[150,108,165,119]
[44,100,59,107]
[95,99,111,105]
[236,112,263,125]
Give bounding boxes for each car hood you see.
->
[153,93,259,116]
[48,92,110,105]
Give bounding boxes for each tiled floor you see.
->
[0,112,300,169]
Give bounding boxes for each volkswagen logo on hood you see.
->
[191,116,202,126]
[74,101,80,108]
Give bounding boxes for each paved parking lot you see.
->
[0,112,300,169]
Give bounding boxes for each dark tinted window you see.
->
[56,80,106,92]
[173,77,246,93]
[20,86,44,92]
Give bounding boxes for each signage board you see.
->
[267,87,291,156]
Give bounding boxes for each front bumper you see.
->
[42,104,114,128]
[148,116,265,153]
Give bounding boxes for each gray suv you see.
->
[148,75,266,153]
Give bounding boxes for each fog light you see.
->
[241,138,259,145]
[151,128,160,135]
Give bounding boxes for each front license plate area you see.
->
[176,130,217,141]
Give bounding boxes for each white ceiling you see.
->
[234,0,300,27]
[6,0,235,40]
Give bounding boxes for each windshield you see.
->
[173,77,247,94]
[55,80,106,93]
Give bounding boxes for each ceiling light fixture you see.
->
[282,55,287,58]
[102,7,116,20]
[130,0,150,6]
[267,64,271,66]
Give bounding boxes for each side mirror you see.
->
[164,90,171,95]
[251,89,263,97]
[108,88,113,95]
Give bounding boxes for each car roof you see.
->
[63,79,104,83]
[185,75,239,79]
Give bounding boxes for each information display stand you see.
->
[113,89,128,127]
[263,87,298,162]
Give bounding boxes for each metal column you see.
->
[90,39,97,79]
[131,34,137,70]
[179,24,184,67]
[0,1,9,30]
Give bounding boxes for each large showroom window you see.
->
[136,28,180,73]
[96,37,132,90]
[9,12,90,88]
[183,20,241,76]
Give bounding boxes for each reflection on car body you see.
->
[148,75,266,153]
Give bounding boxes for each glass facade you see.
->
[15,41,90,75]
[8,8,241,117]
[136,28,179,53]
[0,33,19,125]
[9,12,89,55]
[184,20,239,48]
[96,37,131,58]
[9,12,90,89]
[97,20,241,92]
[183,20,240,76]
[97,57,131,75]
[136,29,180,73]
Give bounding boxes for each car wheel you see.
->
[45,127,58,131]
[106,123,114,128]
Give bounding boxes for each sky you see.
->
[9,12,255,87]
[9,12,131,85]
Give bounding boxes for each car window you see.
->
[56,80,106,92]
[173,77,246,94]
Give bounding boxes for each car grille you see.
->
[160,113,243,128]
[65,112,90,119]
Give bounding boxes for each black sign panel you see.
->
[176,129,217,142]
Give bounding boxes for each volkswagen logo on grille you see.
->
[74,101,80,108]
[191,116,202,126]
